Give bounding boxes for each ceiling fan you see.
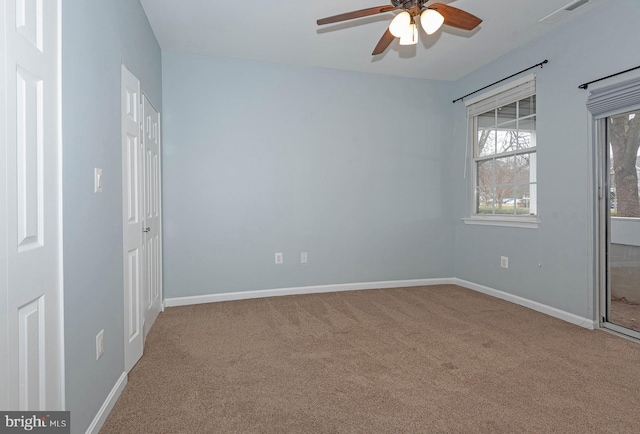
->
[317,1,482,55]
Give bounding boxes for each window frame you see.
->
[463,74,540,229]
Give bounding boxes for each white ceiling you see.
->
[140,0,607,81]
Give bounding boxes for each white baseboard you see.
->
[164,277,595,330]
[164,278,455,307]
[452,278,596,330]
[85,372,127,434]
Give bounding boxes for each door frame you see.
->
[596,116,607,329]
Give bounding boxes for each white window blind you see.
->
[466,75,536,118]
[586,76,640,117]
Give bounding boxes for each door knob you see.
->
[142,227,150,233]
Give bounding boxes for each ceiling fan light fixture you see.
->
[316,2,482,57]
[399,22,418,46]
[420,9,445,35]
[389,11,411,37]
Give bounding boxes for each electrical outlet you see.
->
[500,256,509,269]
[301,252,308,264]
[275,252,283,264]
[96,329,104,360]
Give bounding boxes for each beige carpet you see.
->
[101,285,640,433]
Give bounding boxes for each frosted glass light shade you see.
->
[420,9,444,35]
[399,23,418,45]
[389,11,411,37]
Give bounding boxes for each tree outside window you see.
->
[609,111,640,218]
[474,95,537,216]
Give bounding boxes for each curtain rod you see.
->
[452,60,548,104]
[578,65,640,90]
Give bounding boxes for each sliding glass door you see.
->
[603,108,640,338]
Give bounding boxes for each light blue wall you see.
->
[452,0,640,319]
[162,52,453,298]
[62,0,161,432]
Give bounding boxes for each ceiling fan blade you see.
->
[430,4,482,31]
[372,28,395,55]
[317,6,396,25]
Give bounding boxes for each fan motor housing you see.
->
[391,0,428,10]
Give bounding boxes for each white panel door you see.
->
[0,0,7,408]
[121,65,143,372]
[142,96,162,339]
[1,0,63,409]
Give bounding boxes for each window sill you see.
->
[462,215,539,229]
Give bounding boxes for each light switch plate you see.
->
[94,168,103,193]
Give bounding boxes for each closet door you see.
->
[1,0,64,409]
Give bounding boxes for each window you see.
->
[467,75,537,223]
